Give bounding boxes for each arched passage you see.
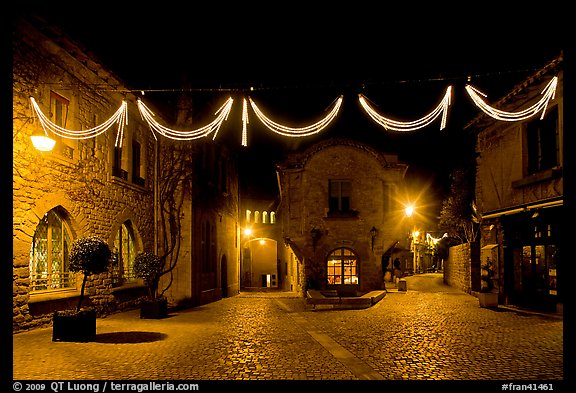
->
[241,238,278,289]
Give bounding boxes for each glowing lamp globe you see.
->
[405,205,414,217]
[31,134,56,151]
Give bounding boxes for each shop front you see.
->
[501,206,561,312]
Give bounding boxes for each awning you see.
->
[382,241,400,258]
[481,198,562,220]
[284,238,305,262]
[481,244,498,250]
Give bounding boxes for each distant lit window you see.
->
[270,212,276,224]
[254,211,260,224]
[326,248,359,286]
[29,207,74,292]
[246,210,252,223]
[262,211,268,224]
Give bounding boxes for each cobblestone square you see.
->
[13,274,564,386]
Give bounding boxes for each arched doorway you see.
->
[241,238,278,289]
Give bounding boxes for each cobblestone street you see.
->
[13,274,564,386]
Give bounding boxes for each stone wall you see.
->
[444,242,479,294]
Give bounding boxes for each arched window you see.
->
[270,212,276,224]
[262,211,268,224]
[326,248,359,285]
[112,221,137,286]
[29,207,74,292]
[254,211,260,224]
[246,210,252,223]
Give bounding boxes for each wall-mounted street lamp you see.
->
[405,204,414,218]
[310,227,321,252]
[370,226,378,251]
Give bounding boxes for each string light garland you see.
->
[248,95,343,138]
[241,98,249,146]
[358,86,452,132]
[426,232,448,245]
[27,71,560,149]
[465,76,558,121]
[137,97,234,141]
[29,97,129,147]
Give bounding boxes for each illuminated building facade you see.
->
[276,139,409,295]
[12,15,240,332]
[466,55,563,312]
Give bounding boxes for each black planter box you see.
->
[140,298,168,319]
[52,310,97,342]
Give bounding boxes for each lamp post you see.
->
[412,231,420,274]
[405,204,417,274]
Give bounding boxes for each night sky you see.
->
[16,5,565,216]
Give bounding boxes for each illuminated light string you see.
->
[241,98,249,147]
[358,86,452,132]
[29,97,129,147]
[465,76,558,121]
[248,95,343,137]
[28,77,558,149]
[137,97,234,141]
[426,232,448,245]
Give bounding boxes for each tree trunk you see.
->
[77,273,88,312]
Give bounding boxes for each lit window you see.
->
[112,221,137,286]
[262,211,268,224]
[326,248,359,286]
[29,208,74,292]
[270,212,276,224]
[246,210,252,223]
[254,211,260,224]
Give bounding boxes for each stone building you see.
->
[162,140,241,306]
[276,138,409,295]
[12,14,240,332]
[465,54,563,312]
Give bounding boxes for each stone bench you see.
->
[306,289,386,310]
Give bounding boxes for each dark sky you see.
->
[18,5,566,214]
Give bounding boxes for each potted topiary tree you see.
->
[133,251,168,319]
[478,257,498,308]
[52,236,113,341]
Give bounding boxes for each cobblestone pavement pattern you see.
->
[13,274,563,381]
